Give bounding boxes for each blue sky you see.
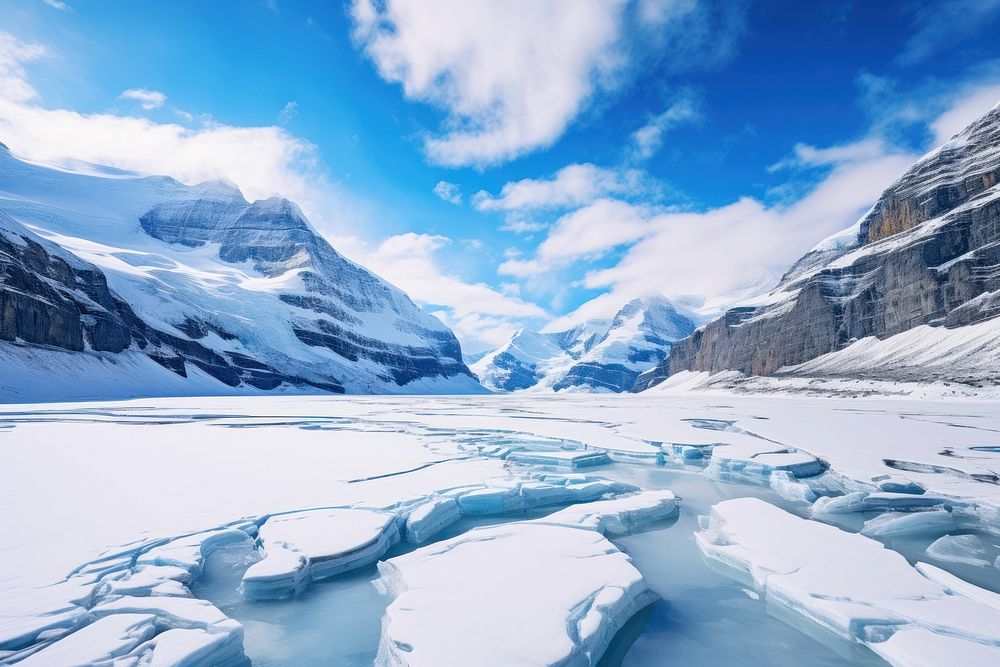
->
[2,0,1000,352]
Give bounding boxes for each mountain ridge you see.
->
[0,145,481,399]
[473,295,694,392]
[635,100,1000,391]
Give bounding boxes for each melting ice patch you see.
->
[374,492,676,666]
[696,497,1000,664]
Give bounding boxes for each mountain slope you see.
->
[0,147,480,398]
[635,101,1000,391]
[473,295,694,392]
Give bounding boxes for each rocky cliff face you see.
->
[635,101,1000,391]
[0,147,478,396]
[0,211,132,353]
[474,296,694,392]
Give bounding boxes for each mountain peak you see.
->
[192,178,245,202]
[474,294,695,393]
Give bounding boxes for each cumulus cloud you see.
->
[929,82,1000,144]
[119,88,167,110]
[499,199,650,276]
[350,1,744,167]
[351,0,627,167]
[629,90,702,160]
[362,232,548,350]
[432,180,462,205]
[474,163,649,212]
[857,67,1000,147]
[768,137,893,172]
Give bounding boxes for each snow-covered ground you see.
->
[2,392,1000,665]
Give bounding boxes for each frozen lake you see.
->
[2,393,999,665]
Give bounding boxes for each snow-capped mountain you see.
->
[0,145,481,400]
[473,295,695,392]
[636,100,1000,391]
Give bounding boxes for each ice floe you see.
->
[402,497,462,544]
[374,490,676,665]
[241,508,400,600]
[861,509,956,538]
[376,528,653,665]
[697,497,1000,664]
[530,490,679,536]
[506,449,612,469]
[5,393,1000,665]
[925,534,995,567]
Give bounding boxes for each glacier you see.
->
[3,392,1000,666]
[696,497,1000,664]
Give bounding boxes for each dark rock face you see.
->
[553,362,641,393]
[0,213,132,353]
[485,350,544,390]
[636,102,1000,390]
[291,319,468,386]
[0,212,346,393]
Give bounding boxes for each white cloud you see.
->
[0,33,46,104]
[278,100,298,124]
[350,0,745,167]
[362,232,548,350]
[768,137,892,172]
[41,0,70,10]
[351,0,628,167]
[499,215,549,234]
[856,68,1000,146]
[474,163,647,212]
[929,83,1000,145]
[629,90,702,160]
[499,199,650,276]
[898,0,1000,65]
[432,180,462,205]
[119,88,167,110]
[530,138,921,330]
[0,34,366,241]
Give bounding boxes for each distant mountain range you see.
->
[3,100,999,401]
[636,101,1000,391]
[0,146,480,401]
[472,295,694,392]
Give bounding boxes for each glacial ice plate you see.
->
[375,492,676,666]
[696,497,1000,665]
[2,393,1000,665]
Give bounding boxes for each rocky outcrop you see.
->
[0,212,132,353]
[635,101,1000,390]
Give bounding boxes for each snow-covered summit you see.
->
[0,148,480,398]
[473,295,694,392]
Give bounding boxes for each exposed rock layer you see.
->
[635,102,1000,390]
